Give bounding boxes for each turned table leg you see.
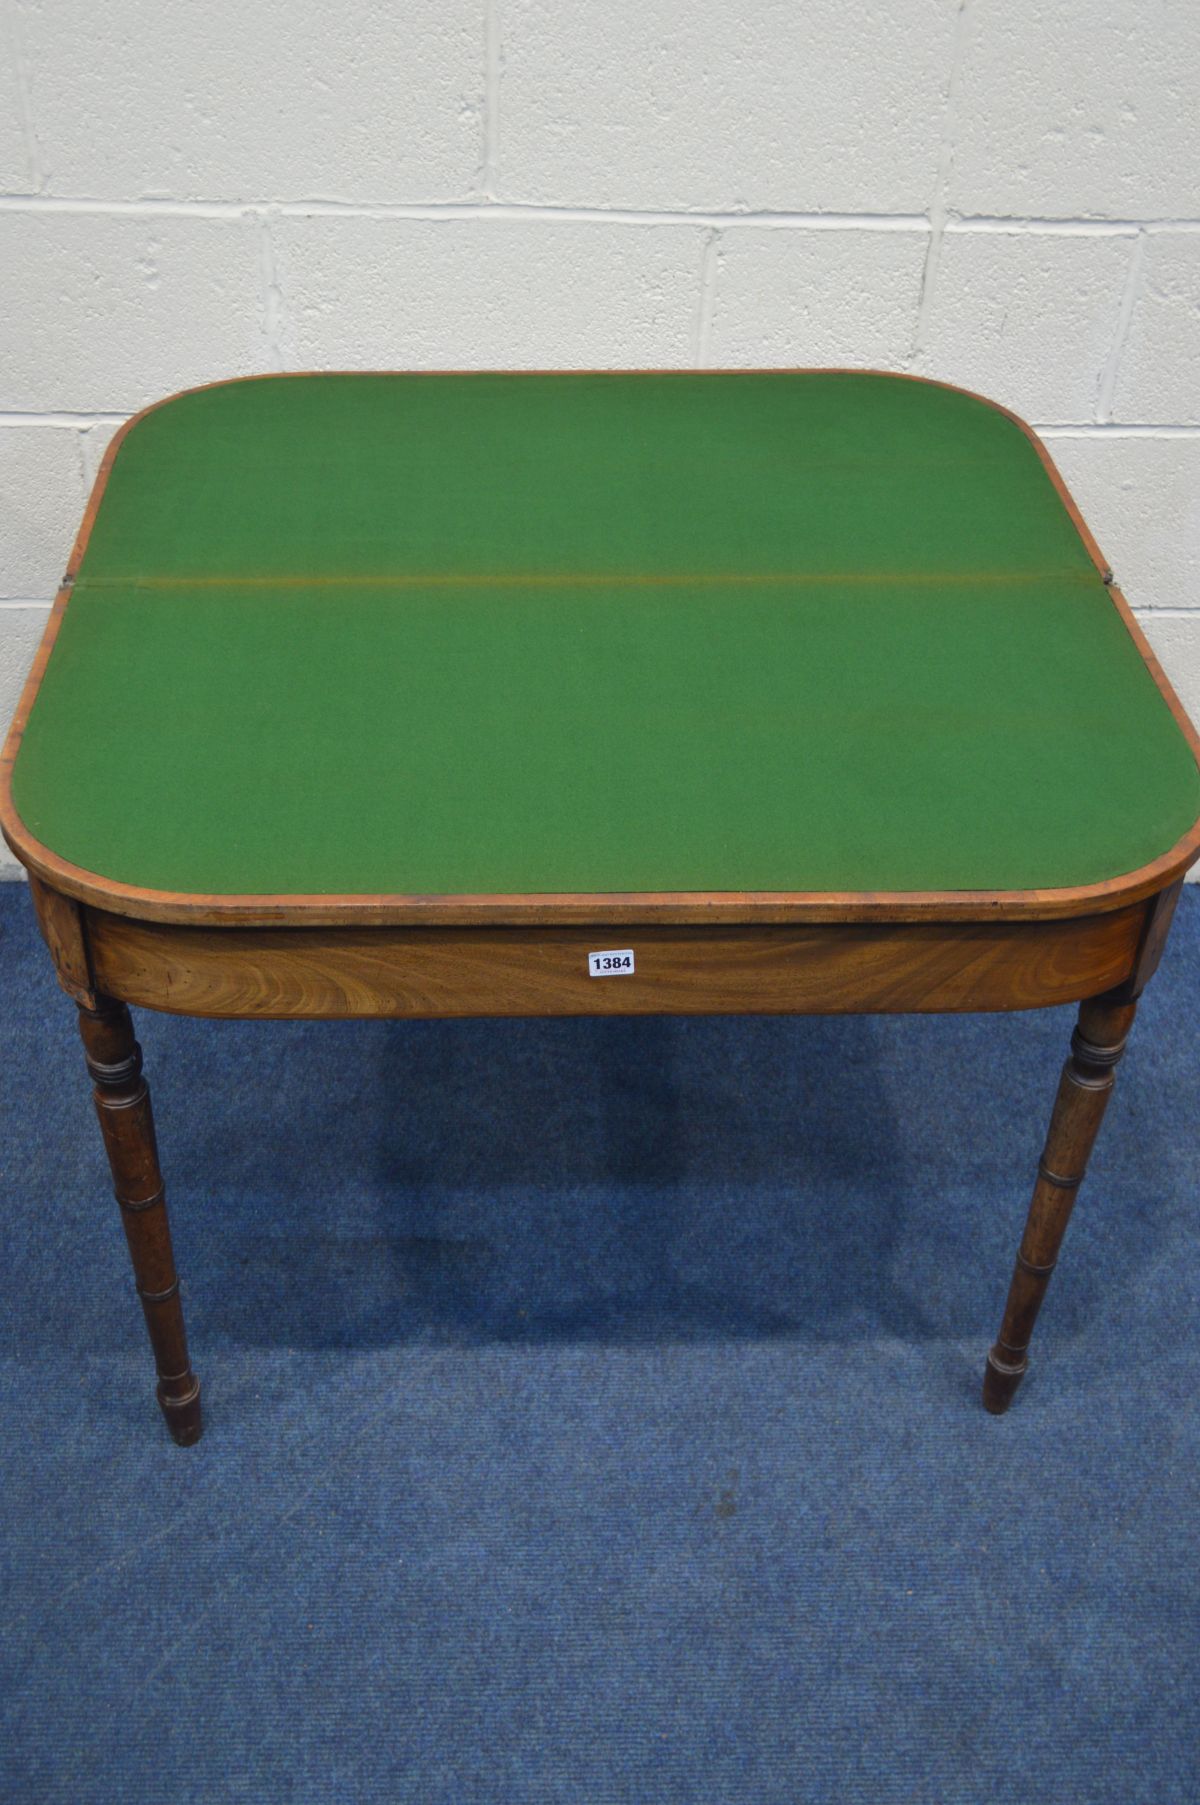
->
[982,991,1136,1414]
[78,997,202,1445]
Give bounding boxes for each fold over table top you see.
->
[3,370,1198,924]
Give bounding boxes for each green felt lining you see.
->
[11,372,1200,897]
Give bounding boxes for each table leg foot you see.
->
[158,1377,203,1446]
[982,1350,1026,1414]
[981,990,1136,1415]
[78,997,203,1447]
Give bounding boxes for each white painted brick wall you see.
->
[0,211,270,412]
[0,25,28,191]
[913,227,1139,424]
[706,228,929,369]
[497,0,957,213]
[948,0,1200,220]
[273,217,705,368]
[0,426,87,596]
[1111,235,1200,424]
[1044,435,1200,614]
[2,1,1199,880]
[18,0,484,204]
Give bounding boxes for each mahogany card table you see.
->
[3,370,1198,1445]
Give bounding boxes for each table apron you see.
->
[81,904,1147,1019]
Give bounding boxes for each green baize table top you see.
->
[10,371,1200,899]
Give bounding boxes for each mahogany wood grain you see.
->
[1111,876,1182,1001]
[84,904,1146,1021]
[77,998,201,1445]
[29,874,96,1008]
[983,991,1138,1413]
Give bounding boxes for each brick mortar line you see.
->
[1,194,1200,231]
[482,0,500,201]
[693,230,721,367]
[2,0,42,193]
[912,0,971,362]
[1038,425,1200,438]
[256,209,285,370]
[0,412,127,426]
[949,217,1200,235]
[3,414,1199,435]
[1095,233,1146,423]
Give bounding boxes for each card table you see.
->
[3,370,1198,1443]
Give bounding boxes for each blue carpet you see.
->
[1,883,1197,1803]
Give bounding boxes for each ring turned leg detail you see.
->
[982,992,1137,1414]
[78,997,202,1446]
